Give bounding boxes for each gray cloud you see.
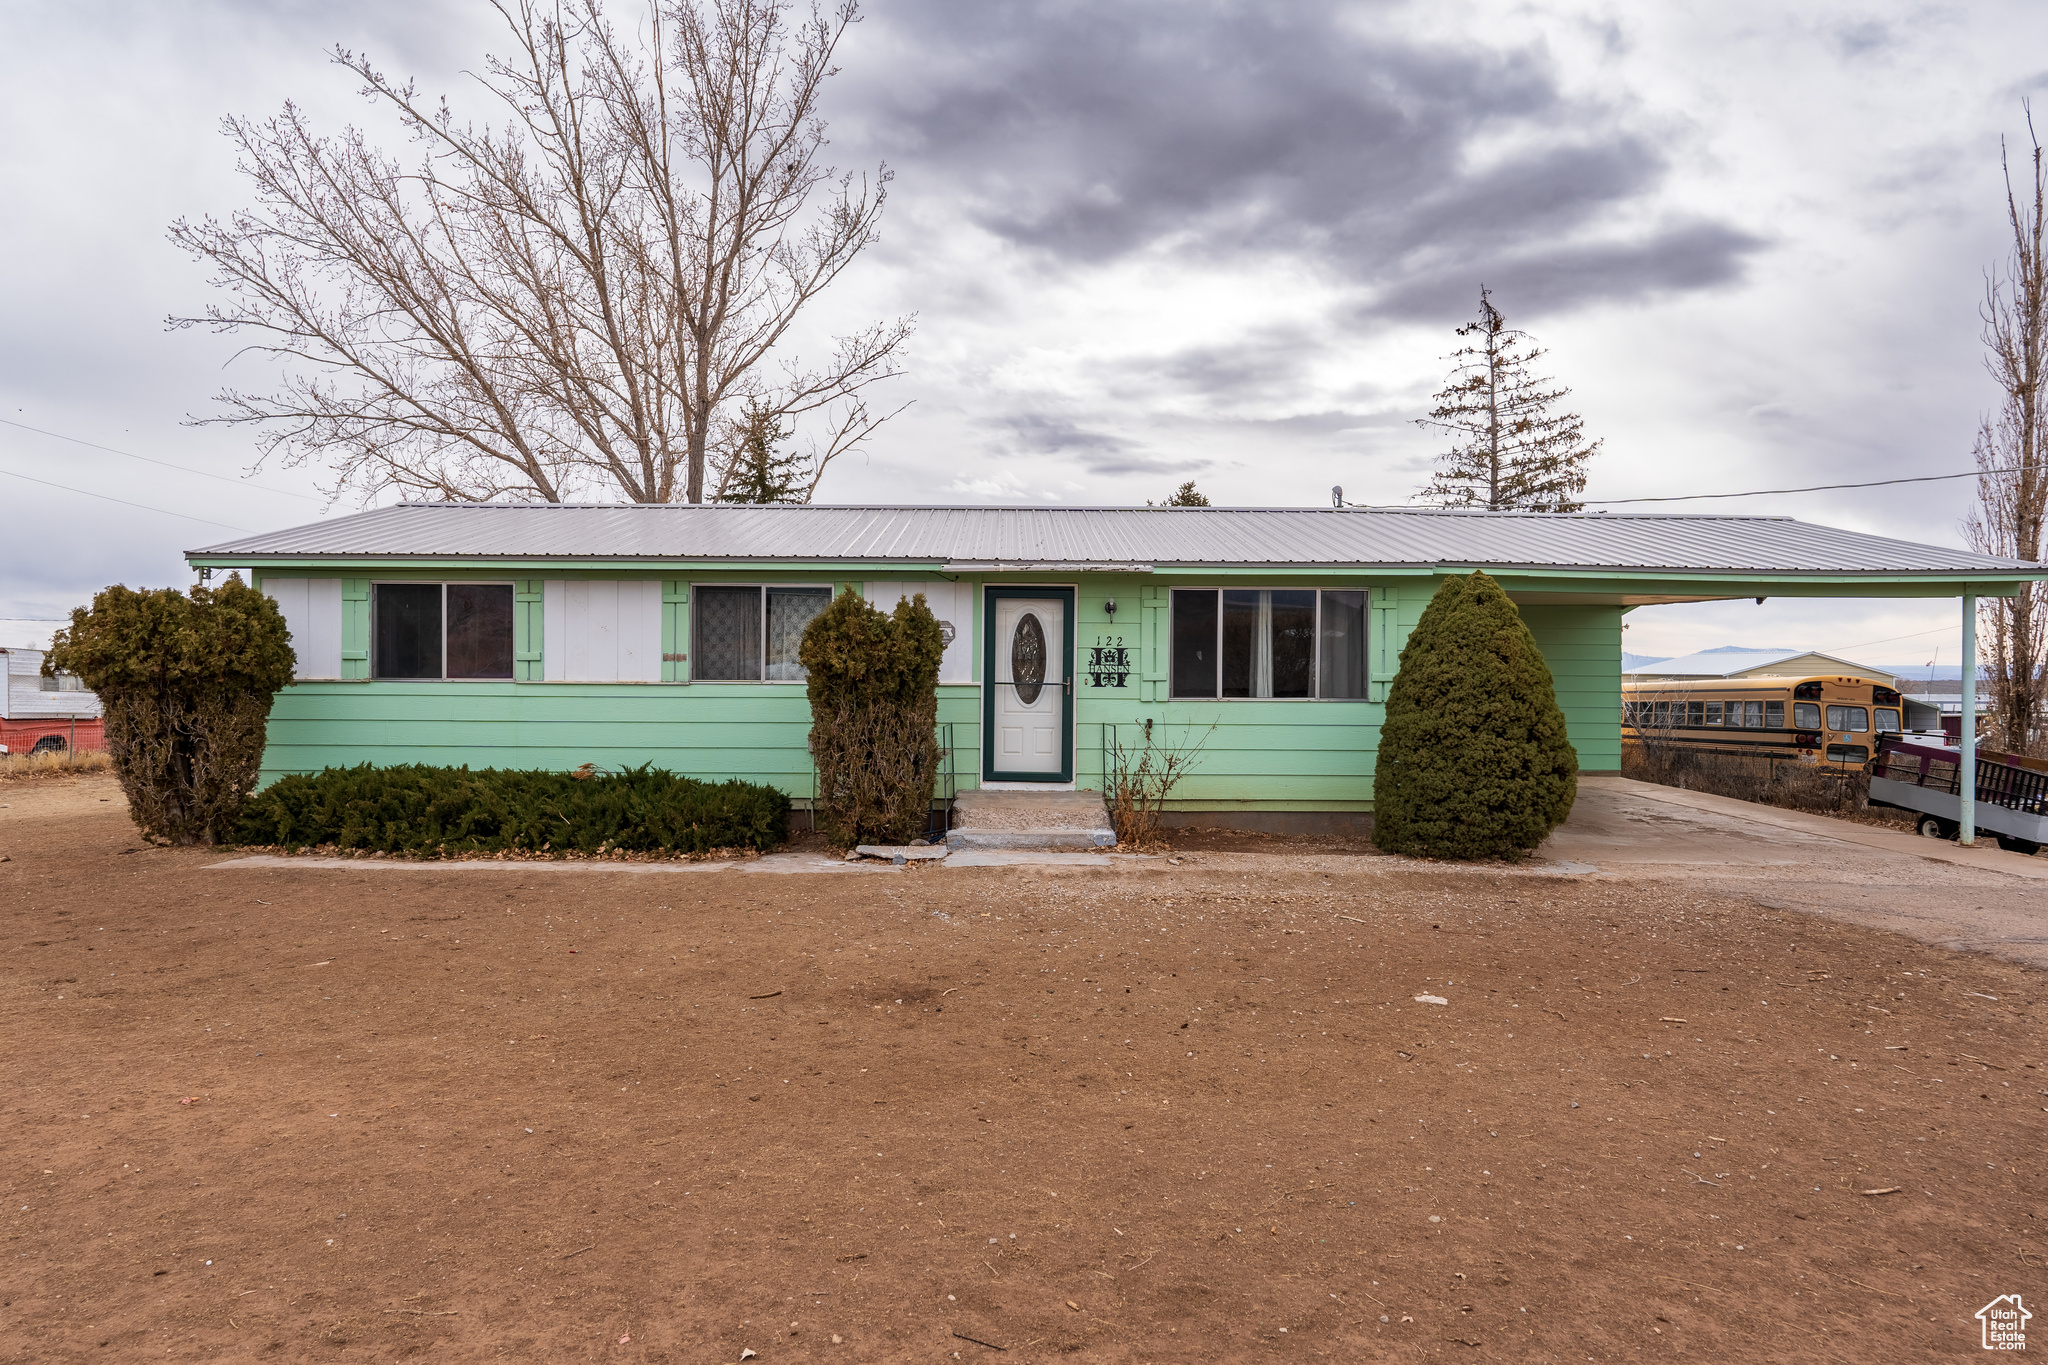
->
[1833,20,1895,58]
[858,0,1762,319]
[992,414,1134,455]
[986,414,1202,476]
[1367,220,1765,322]
[1116,328,1323,404]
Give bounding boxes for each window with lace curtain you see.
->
[692,585,832,681]
[1169,588,1366,699]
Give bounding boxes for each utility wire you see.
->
[0,465,249,531]
[1818,624,1957,653]
[1581,465,2028,505]
[0,416,323,501]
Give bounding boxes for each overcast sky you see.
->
[4,0,2046,669]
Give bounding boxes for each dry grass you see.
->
[0,748,113,782]
[1621,740,1913,828]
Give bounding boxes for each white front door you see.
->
[991,595,1065,777]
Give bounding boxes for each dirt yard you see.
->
[3,774,2045,1363]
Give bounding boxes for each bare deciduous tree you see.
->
[169,0,910,505]
[1967,105,2048,755]
[1415,286,1598,512]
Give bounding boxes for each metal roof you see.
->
[187,502,2040,578]
[1623,648,1886,678]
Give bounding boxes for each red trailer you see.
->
[0,646,103,755]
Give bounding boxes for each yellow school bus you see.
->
[1621,675,1905,767]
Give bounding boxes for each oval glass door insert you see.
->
[1011,612,1047,705]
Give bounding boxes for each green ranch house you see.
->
[186,503,2041,831]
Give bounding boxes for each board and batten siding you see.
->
[542,579,662,681]
[261,577,345,679]
[864,580,974,682]
[249,568,1622,801]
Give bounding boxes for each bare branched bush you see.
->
[1105,723,1212,850]
[1968,103,2048,755]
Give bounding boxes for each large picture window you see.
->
[373,583,514,679]
[1169,589,1367,699]
[692,585,832,681]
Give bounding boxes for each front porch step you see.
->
[948,788,1116,851]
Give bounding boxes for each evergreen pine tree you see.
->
[1371,571,1577,860]
[1151,481,1211,506]
[1416,287,1600,511]
[715,401,808,503]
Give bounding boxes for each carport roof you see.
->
[187,503,2045,597]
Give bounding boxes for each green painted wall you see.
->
[262,681,983,802]
[1520,604,1624,774]
[253,569,1625,803]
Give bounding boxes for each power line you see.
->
[0,465,249,531]
[0,416,323,501]
[1817,624,1957,653]
[1582,465,2028,505]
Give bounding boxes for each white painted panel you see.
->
[544,579,661,681]
[617,580,662,681]
[543,580,567,681]
[571,580,612,679]
[302,579,343,678]
[263,577,343,679]
[865,579,971,683]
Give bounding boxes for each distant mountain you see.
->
[1621,640,1982,682]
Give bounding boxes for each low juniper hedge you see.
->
[234,763,790,857]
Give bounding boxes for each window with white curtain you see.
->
[1169,588,1367,699]
[692,585,831,681]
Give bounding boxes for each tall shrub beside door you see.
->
[800,590,945,847]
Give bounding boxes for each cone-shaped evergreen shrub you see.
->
[800,589,945,848]
[234,763,788,855]
[1372,571,1577,860]
[47,576,295,845]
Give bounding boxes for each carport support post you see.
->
[1961,593,1976,846]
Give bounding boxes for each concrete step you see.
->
[947,827,1115,851]
[949,787,1116,850]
